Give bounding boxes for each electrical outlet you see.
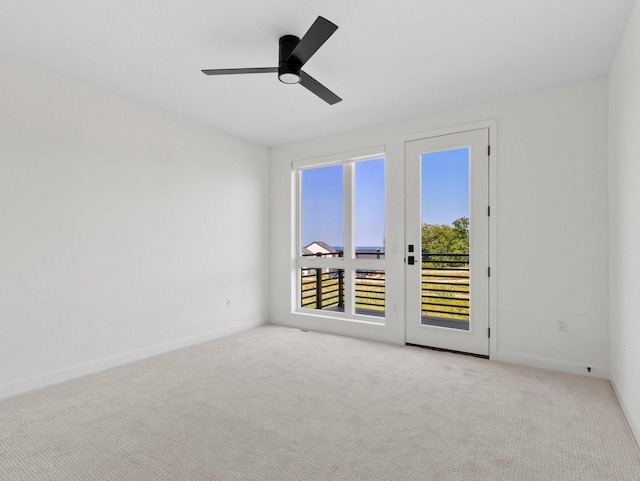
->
[558,320,568,332]
[226,297,232,308]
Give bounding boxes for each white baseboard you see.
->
[0,320,264,400]
[492,351,609,379]
[610,377,640,448]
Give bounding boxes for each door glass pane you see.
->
[354,158,385,259]
[355,269,385,318]
[300,268,345,313]
[421,148,470,331]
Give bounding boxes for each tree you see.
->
[451,217,469,253]
[421,217,469,254]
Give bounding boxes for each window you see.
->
[295,151,385,321]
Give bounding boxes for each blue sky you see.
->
[301,163,344,247]
[301,151,468,249]
[421,147,469,225]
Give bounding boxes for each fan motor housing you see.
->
[278,35,301,84]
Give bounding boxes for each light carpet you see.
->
[1,325,639,480]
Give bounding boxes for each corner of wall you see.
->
[607,0,640,449]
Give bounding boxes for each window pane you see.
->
[300,268,345,313]
[355,158,385,258]
[420,148,470,331]
[355,270,385,318]
[301,165,343,256]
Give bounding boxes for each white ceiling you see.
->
[0,0,635,146]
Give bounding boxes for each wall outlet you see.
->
[226,297,232,308]
[558,319,568,332]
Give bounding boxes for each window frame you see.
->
[293,147,386,323]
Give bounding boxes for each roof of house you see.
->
[305,241,337,253]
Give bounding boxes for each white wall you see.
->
[0,56,269,398]
[609,0,640,444]
[270,77,609,377]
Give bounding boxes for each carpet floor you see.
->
[1,325,639,480]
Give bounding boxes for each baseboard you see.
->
[0,320,264,400]
[610,377,640,448]
[492,351,609,379]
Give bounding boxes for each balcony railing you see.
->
[301,269,345,311]
[300,252,469,325]
[300,268,385,317]
[301,249,384,260]
[421,253,469,329]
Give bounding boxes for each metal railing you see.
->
[422,253,469,321]
[301,269,345,311]
[354,270,385,313]
[300,269,385,316]
[299,252,469,322]
[301,249,384,260]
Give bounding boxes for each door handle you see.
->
[408,256,415,265]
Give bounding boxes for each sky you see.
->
[301,158,385,248]
[301,150,469,249]
[421,147,470,225]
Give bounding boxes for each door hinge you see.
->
[488,267,491,277]
[487,205,490,216]
[488,327,491,338]
[488,145,491,156]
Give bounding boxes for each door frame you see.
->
[402,120,497,358]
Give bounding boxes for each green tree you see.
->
[451,217,469,253]
[421,217,469,254]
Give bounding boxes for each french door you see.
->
[405,129,490,356]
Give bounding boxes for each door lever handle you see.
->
[408,256,415,265]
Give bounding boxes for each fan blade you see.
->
[299,70,341,105]
[202,67,278,75]
[287,16,338,68]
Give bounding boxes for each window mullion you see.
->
[343,163,355,315]
[294,169,302,263]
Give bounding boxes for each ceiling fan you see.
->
[201,16,341,105]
